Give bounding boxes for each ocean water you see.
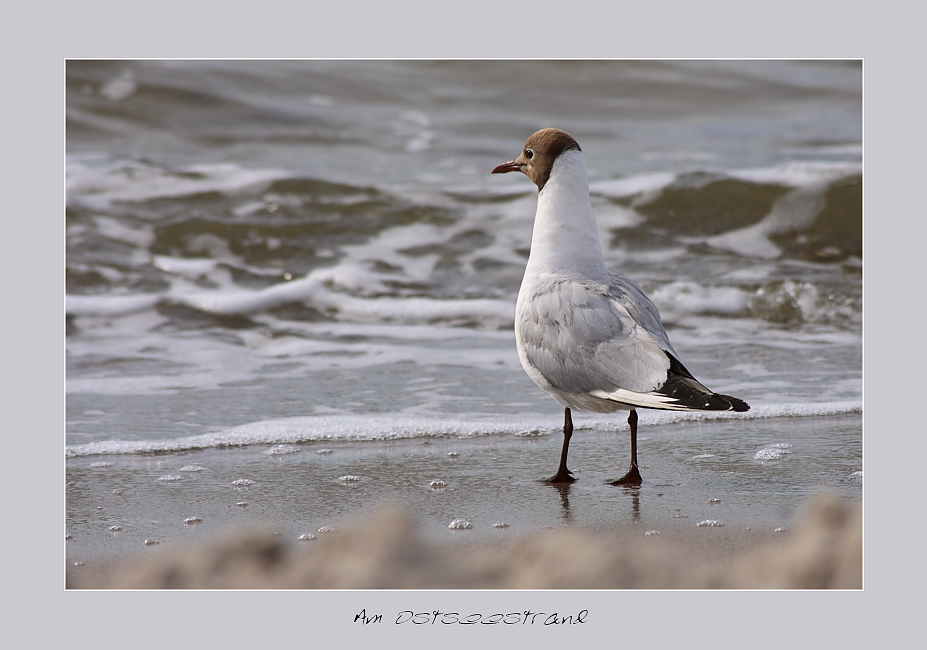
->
[65,61,862,545]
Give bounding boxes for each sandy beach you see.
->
[69,494,860,589]
[67,412,861,589]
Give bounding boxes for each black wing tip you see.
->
[656,373,750,412]
[694,393,750,412]
[718,394,750,412]
[663,353,750,412]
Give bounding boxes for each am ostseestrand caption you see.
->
[354,609,588,625]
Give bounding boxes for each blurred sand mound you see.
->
[69,495,861,589]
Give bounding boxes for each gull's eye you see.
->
[524,148,534,160]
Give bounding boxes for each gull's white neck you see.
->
[524,149,607,278]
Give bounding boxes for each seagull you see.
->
[492,128,749,486]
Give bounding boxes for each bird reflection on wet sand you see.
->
[546,481,641,523]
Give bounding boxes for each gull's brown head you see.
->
[491,128,582,191]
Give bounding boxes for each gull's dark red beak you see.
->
[491,160,524,174]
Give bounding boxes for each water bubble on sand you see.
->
[184,516,203,525]
[73,561,84,567]
[429,480,447,489]
[338,475,361,483]
[266,444,300,456]
[112,489,123,495]
[491,522,509,529]
[697,520,724,527]
[316,449,334,455]
[754,446,791,461]
[159,474,183,481]
[318,526,337,534]
[774,527,787,533]
[448,518,473,530]
[231,479,255,487]
[144,539,159,546]
[91,461,113,467]
[298,533,317,541]
[708,498,721,504]
[109,525,122,532]
[645,530,660,536]
[179,465,206,472]
[235,501,248,507]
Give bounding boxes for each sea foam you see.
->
[65,401,861,457]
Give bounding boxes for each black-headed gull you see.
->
[492,128,749,485]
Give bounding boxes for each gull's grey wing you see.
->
[517,276,673,397]
[605,272,677,358]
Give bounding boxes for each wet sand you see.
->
[66,413,861,588]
